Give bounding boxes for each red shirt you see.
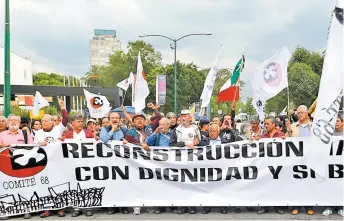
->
[261,130,285,138]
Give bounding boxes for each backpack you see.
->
[22,130,28,144]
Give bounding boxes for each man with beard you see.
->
[170,110,201,214]
[0,114,34,220]
[100,112,128,144]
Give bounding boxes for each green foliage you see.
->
[33,73,64,86]
[289,46,324,76]
[10,106,29,118]
[266,62,320,113]
[242,97,255,115]
[288,63,320,106]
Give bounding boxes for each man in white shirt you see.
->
[170,110,201,148]
[169,110,201,214]
[34,115,63,145]
[34,99,67,146]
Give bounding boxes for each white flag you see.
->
[252,96,265,125]
[280,106,287,116]
[200,46,221,108]
[133,52,150,114]
[308,0,344,179]
[252,47,291,102]
[83,89,112,118]
[116,72,135,91]
[32,91,49,117]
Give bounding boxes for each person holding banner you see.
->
[100,112,128,144]
[322,115,344,217]
[145,117,172,214]
[146,117,172,148]
[169,109,200,215]
[257,116,285,215]
[99,112,130,215]
[200,124,221,146]
[60,115,95,217]
[125,111,155,215]
[286,105,314,215]
[0,115,34,220]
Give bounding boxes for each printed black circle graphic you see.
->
[256,100,263,107]
[45,136,55,143]
[263,62,282,87]
[0,147,48,178]
[335,7,343,25]
[188,133,194,138]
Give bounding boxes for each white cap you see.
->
[87,119,97,125]
[180,110,190,115]
[337,0,344,8]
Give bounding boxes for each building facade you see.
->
[0,46,33,86]
[89,29,121,67]
[0,46,33,109]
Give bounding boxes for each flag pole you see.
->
[287,86,291,120]
[121,89,128,106]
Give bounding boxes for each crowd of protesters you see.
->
[0,100,343,220]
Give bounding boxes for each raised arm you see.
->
[231,101,236,129]
[121,105,132,123]
[58,98,68,127]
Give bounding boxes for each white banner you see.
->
[0,137,343,217]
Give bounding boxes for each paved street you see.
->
[11,207,344,220]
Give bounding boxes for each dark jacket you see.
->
[150,111,163,131]
[125,125,153,145]
[220,129,237,143]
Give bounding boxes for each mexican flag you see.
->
[217,55,245,103]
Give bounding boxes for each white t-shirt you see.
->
[73,130,86,141]
[34,124,65,144]
[179,126,196,145]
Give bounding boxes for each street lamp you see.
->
[139,33,212,114]
[4,0,11,117]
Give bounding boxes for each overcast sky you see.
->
[0,0,335,97]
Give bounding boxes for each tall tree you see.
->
[33,73,64,86]
[289,46,324,76]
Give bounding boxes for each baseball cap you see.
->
[132,114,146,121]
[87,119,97,125]
[180,110,190,115]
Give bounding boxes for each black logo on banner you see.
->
[90,97,104,109]
[0,146,47,178]
[263,62,282,87]
[335,7,343,25]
